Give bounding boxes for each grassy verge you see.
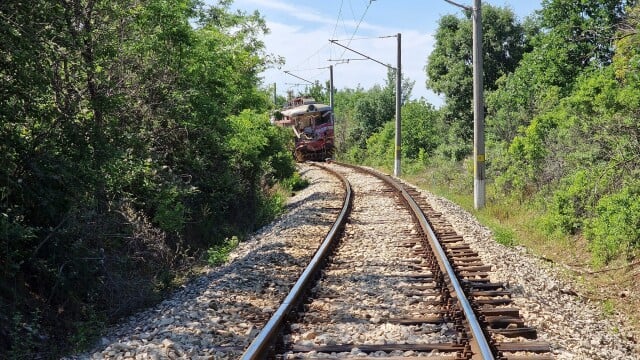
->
[397,159,639,334]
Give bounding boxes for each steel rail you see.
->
[241,163,352,360]
[336,162,495,360]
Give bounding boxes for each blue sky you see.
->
[230,0,542,106]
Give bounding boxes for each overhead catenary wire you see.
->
[283,71,314,85]
[295,0,373,72]
[341,0,374,53]
[329,39,394,69]
[327,58,368,64]
[287,43,331,73]
[279,0,377,93]
[286,66,336,72]
[331,0,344,44]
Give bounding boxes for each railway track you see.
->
[72,162,638,359]
[243,162,552,360]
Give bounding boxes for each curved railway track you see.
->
[71,162,639,359]
[243,162,552,360]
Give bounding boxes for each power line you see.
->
[331,0,349,63]
[331,0,344,42]
[327,58,368,64]
[347,0,373,46]
[348,0,356,24]
[292,0,363,73]
[286,66,335,72]
[329,38,394,69]
[287,42,331,72]
[282,1,375,94]
[289,1,377,73]
[335,0,375,59]
[283,71,314,84]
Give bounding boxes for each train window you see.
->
[316,112,331,125]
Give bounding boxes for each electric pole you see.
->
[472,0,485,210]
[273,83,277,105]
[329,65,334,108]
[394,33,402,177]
[444,0,485,209]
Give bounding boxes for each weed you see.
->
[70,309,106,352]
[281,172,309,192]
[207,236,239,266]
[493,226,517,247]
[602,299,616,317]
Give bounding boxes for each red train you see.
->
[272,97,335,162]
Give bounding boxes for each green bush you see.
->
[438,157,472,194]
[343,144,366,164]
[255,191,286,229]
[493,226,517,247]
[281,172,309,192]
[364,121,395,168]
[585,184,640,265]
[153,186,187,233]
[401,100,439,160]
[400,155,429,176]
[69,309,106,352]
[207,236,239,266]
[497,109,562,194]
[7,310,45,358]
[0,0,292,356]
[541,170,594,235]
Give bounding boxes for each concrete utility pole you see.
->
[444,0,485,209]
[329,65,334,109]
[273,83,277,105]
[394,33,402,177]
[472,0,485,210]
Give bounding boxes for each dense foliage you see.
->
[489,0,639,265]
[4,0,640,356]
[426,4,529,159]
[340,0,640,266]
[0,0,294,356]
[334,68,414,163]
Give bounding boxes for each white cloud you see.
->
[240,0,442,105]
[237,0,385,32]
[234,0,541,106]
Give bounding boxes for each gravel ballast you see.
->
[409,179,640,359]
[64,163,639,359]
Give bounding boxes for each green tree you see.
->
[539,0,633,67]
[426,5,528,150]
[401,100,440,160]
[348,99,440,170]
[495,3,640,263]
[0,0,292,356]
[302,80,330,105]
[332,86,367,155]
[348,68,413,152]
[487,0,635,145]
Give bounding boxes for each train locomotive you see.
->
[272,97,334,162]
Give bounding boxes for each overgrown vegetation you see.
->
[207,236,240,266]
[3,0,640,357]
[336,0,640,269]
[0,0,295,357]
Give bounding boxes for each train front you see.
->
[276,99,335,162]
